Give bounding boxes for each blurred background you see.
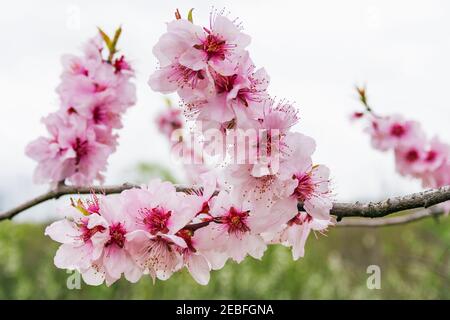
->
[0,0,449,299]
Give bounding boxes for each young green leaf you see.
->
[97,27,112,52]
[187,8,194,23]
[112,26,122,52]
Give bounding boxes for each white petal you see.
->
[186,254,211,285]
[81,266,105,286]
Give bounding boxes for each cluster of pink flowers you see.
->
[45,10,334,286]
[353,112,450,189]
[148,10,269,135]
[46,181,204,285]
[353,96,450,211]
[26,28,136,186]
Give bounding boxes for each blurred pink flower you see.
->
[366,115,424,151]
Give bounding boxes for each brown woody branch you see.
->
[336,208,445,227]
[1,184,449,224]
[329,185,450,219]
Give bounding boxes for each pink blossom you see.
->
[276,132,332,220]
[421,137,450,173]
[148,60,210,94]
[45,193,142,286]
[176,14,251,75]
[155,107,184,138]
[394,136,449,179]
[229,101,300,178]
[223,132,315,212]
[421,161,450,189]
[58,57,133,111]
[193,191,267,263]
[194,53,269,123]
[223,163,295,211]
[122,180,200,282]
[149,12,256,126]
[189,171,218,215]
[74,94,125,131]
[366,115,424,151]
[394,144,428,176]
[82,35,104,62]
[284,162,332,221]
[26,114,112,186]
[152,19,205,69]
[270,212,332,260]
[257,99,299,133]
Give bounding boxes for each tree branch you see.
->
[1,184,449,223]
[330,185,450,219]
[336,208,445,227]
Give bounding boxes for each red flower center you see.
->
[406,149,419,162]
[113,55,131,73]
[222,207,250,234]
[105,223,127,248]
[293,173,314,201]
[390,123,406,137]
[425,150,437,162]
[141,207,172,235]
[194,33,227,61]
[80,221,106,243]
[67,107,77,115]
[214,73,237,93]
[72,138,89,165]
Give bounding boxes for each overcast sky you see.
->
[1,0,449,221]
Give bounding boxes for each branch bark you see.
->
[1,183,449,223]
[330,185,450,219]
[336,208,445,227]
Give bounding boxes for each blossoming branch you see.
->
[352,86,450,212]
[1,9,449,288]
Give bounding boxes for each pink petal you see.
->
[45,219,80,244]
[179,47,207,71]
